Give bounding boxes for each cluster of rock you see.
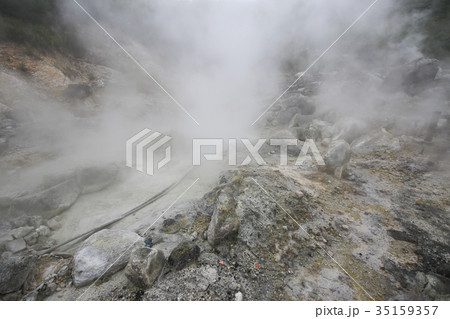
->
[0,164,118,300]
[0,213,65,299]
[259,57,448,179]
[0,215,60,255]
[3,140,449,300]
[1,55,449,301]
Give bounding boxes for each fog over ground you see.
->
[55,0,436,154]
[1,0,450,303]
[1,0,444,190]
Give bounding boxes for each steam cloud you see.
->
[3,0,442,183]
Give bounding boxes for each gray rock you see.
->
[0,252,36,294]
[5,238,27,253]
[235,291,243,301]
[300,119,334,140]
[28,216,44,228]
[0,233,14,246]
[324,140,351,177]
[72,229,141,287]
[125,248,165,288]
[415,272,450,300]
[36,225,50,237]
[150,233,188,258]
[23,232,38,246]
[9,226,34,239]
[10,179,80,219]
[332,118,369,143]
[198,252,220,266]
[144,265,218,300]
[351,129,401,155]
[207,188,240,247]
[76,165,118,194]
[46,218,62,231]
[168,241,200,270]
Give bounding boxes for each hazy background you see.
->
[1,0,448,178]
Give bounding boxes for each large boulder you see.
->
[9,179,80,219]
[72,229,141,287]
[324,140,351,177]
[125,248,165,288]
[4,238,27,253]
[207,188,240,247]
[167,241,200,270]
[0,252,36,295]
[415,272,450,301]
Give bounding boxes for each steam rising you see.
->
[2,0,443,183]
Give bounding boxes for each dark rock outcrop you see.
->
[168,241,200,270]
[0,252,36,295]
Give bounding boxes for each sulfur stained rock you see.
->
[168,241,200,270]
[207,188,240,247]
[125,248,165,288]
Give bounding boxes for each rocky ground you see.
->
[0,45,449,301]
